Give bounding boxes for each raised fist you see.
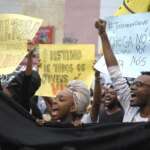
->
[95,19,106,35]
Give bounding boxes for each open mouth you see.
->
[51,105,59,116]
[104,97,111,105]
[130,93,137,99]
[131,92,136,98]
[130,92,137,104]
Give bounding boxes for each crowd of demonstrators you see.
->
[95,19,150,122]
[1,19,149,127]
[0,18,149,128]
[0,23,128,129]
[0,42,91,128]
[1,16,150,150]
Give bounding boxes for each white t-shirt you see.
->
[132,113,148,122]
[108,66,149,122]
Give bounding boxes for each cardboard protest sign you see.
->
[96,13,150,78]
[36,44,95,97]
[0,14,43,41]
[0,41,27,74]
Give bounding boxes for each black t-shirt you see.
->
[7,71,41,111]
[98,109,124,124]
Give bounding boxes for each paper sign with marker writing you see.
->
[0,41,27,74]
[0,14,43,41]
[36,44,95,97]
[96,13,150,78]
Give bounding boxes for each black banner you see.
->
[0,92,150,150]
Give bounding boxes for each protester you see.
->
[2,48,41,111]
[0,41,41,150]
[82,70,123,124]
[95,19,150,122]
[39,80,90,126]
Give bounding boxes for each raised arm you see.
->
[25,49,33,76]
[95,19,118,67]
[90,70,101,122]
[95,19,131,111]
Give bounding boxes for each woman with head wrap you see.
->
[44,80,90,125]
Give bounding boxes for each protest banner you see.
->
[36,44,95,97]
[0,41,27,74]
[95,13,150,78]
[0,93,150,150]
[0,14,43,41]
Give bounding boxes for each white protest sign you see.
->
[95,13,150,78]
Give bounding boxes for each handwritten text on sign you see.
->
[0,14,43,41]
[106,13,150,77]
[0,41,27,74]
[36,44,95,97]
